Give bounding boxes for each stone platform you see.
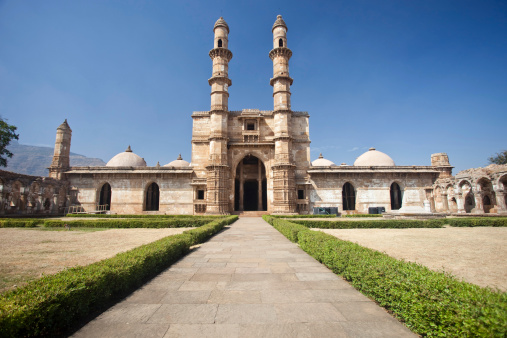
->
[73,217,416,337]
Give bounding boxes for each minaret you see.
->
[49,119,72,180]
[270,15,296,214]
[206,17,233,214]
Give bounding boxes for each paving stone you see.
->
[260,289,315,303]
[190,273,231,283]
[197,267,236,274]
[332,301,401,321]
[148,304,218,324]
[275,303,347,323]
[164,324,240,338]
[239,323,312,337]
[215,304,278,324]
[160,290,211,304]
[95,303,162,323]
[178,281,217,291]
[125,290,167,304]
[235,267,272,274]
[311,289,372,302]
[73,322,170,338]
[295,272,340,281]
[339,321,417,337]
[208,290,262,304]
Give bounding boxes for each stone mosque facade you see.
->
[2,16,506,216]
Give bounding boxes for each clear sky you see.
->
[0,0,506,173]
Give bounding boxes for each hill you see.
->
[5,141,105,176]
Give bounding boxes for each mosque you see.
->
[2,16,506,216]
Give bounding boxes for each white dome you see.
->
[106,146,147,167]
[164,154,190,167]
[354,148,395,166]
[312,153,337,167]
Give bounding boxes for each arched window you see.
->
[279,38,283,47]
[342,182,356,211]
[218,39,222,47]
[99,183,111,211]
[146,183,160,211]
[390,182,402,210]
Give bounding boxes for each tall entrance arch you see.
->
[234,155,267,211]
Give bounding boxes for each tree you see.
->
[0,117,19,167]
[488,150,507,165]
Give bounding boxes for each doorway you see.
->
[234,155,267,211]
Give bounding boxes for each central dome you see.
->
[106,146,147,167]
[354,148,395,166]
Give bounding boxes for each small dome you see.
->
[354,147,395,166]
[214,17,229,33]
[106,146,147,167]
[272,15,288,32]
[312,153,337,167]
[165,154,190,167]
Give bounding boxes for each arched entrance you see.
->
[342,182,356,211]
[234,155,267,211]
[99,183,111,210]
[390,182,402,210]
[145,182,160,211]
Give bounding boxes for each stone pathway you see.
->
[73,218,416,337]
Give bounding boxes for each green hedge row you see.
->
[65,214,223,218]
[446,217,507,227]
[270,214,337,218]
[44,218,218,228]
[0,215,238,337]
[291,219,445,229]
[342,214,383,218]
[0,219,42,227]
[262,215,507,337]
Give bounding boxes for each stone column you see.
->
[239,164,244,211]
[456,192,465,213]
[473,191,484,214]
[441,193,449,212]
[495,189,507,214]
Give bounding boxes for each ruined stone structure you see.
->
[3,16,506,216]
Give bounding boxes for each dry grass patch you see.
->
[316,226,507,291]
[0,227,192,293]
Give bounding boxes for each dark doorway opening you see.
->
[342,182,356,211]
[99,183,111,210]
[146,183,160,211]
[390,182,402,210]
[464,194,475,213]
[243,180,258,211]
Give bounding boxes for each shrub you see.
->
[65,214,223,218]
[269,214,337,218]
[0,216,238,337]
[0,219,42,227]
[291,219,445,229]
[445,217,507,227]
[342,214,383,218]
[43,218,214,228]
[263,217,507,337]
[262,215,309,242]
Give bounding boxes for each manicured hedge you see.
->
[0,215,238,337]
[270,214,337,218]
[291,219,445,229]
[44,218,217,228]
[65,214,223,218]
[343,214,383,218]
[262,215,507,337]
[445,217,507,227]
[0,219,42,227]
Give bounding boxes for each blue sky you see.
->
[0,0,506,173]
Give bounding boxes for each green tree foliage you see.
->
[488,150,507,165]
[0,117,19,167]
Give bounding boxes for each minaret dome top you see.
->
[272,15,287,32]
[214,17,229,33]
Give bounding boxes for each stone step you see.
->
[232,211,269,217]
